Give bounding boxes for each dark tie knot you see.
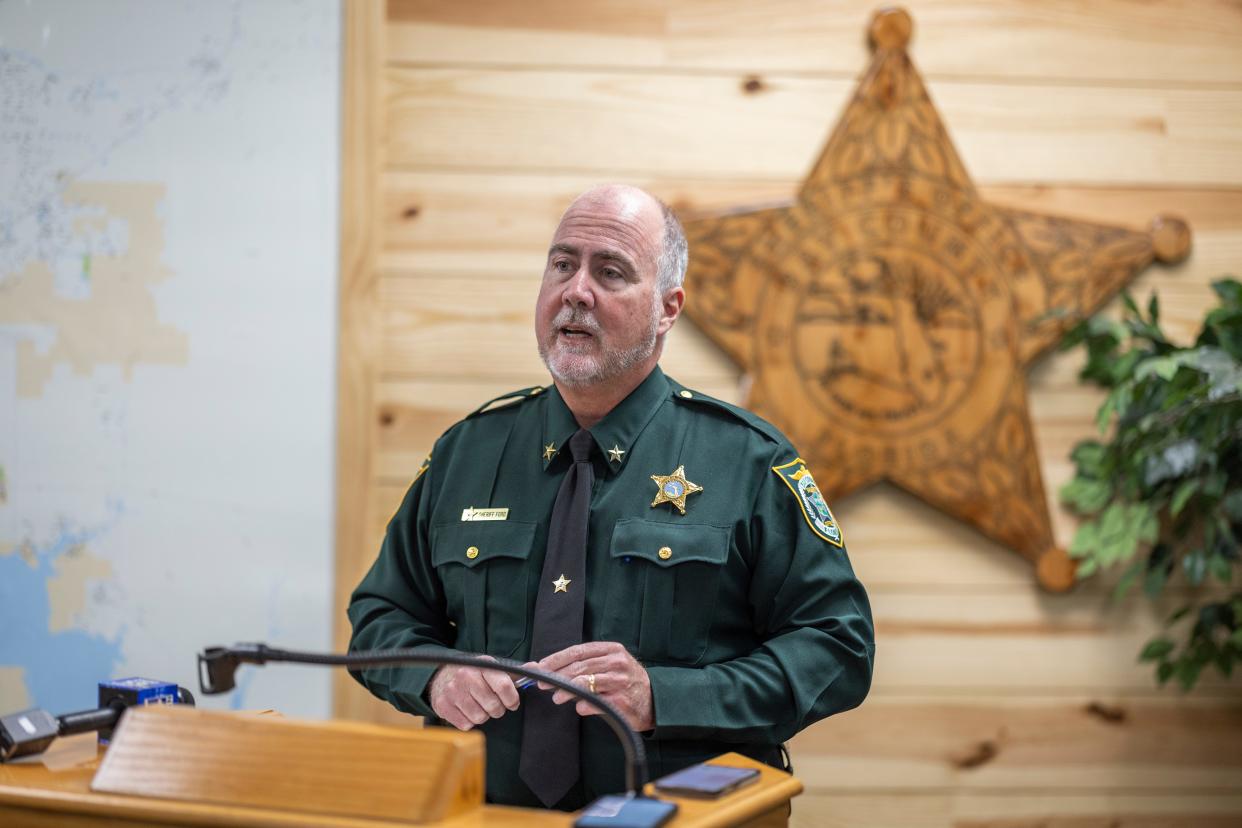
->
[568,429,595,463]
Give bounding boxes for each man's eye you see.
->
[602,268,622,280]
[553,260,573,273]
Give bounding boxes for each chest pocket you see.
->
[431,521,537,658]
[602,519,731,665]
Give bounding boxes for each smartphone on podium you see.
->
[574,795,678,828]
[652,763,760,798]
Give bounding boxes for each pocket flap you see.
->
[610,519,730,568]
[431,520,538,569]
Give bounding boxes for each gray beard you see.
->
[538,310,660,388]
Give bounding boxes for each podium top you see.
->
[0,734,800,827]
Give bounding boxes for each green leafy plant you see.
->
[1060,278,1242,690]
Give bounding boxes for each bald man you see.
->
[348,185,874,810]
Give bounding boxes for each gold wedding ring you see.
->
[587,673,596,694]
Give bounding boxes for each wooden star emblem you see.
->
[552,574,570,593]
[679,8,1190,590]
[650,465,703,515]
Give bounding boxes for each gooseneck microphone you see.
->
[0,679,195,762]
[197,643,650,797]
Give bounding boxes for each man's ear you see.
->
[657,287,685,336]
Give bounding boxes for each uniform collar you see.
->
[541,366,670,473]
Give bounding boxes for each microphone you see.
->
[0,678,195,762]
[197,643,652,798]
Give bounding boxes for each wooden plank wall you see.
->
[335,2,1242,825]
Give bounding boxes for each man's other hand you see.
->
[533,641,654,732]
[427,656,521,731]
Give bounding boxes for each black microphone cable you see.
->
[197,643,649,797]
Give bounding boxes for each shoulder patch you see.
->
[669,384,784,444]
[772,458,844,547]
[466,385,545,418]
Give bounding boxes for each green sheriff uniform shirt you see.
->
[347,366,874,809]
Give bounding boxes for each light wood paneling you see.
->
[791,696,1242,791]
[790,792,1242,828]
[386,68,1242,185]
[334,2,1242,824]
[373,268,1223,380]
[387,0,1242,85]
[334,0,398,726]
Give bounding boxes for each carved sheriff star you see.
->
[680,8,1190,591]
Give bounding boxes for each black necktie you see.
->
[519,428,594,807]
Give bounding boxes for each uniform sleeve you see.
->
[346,460,455,718]
[645,449,875,743]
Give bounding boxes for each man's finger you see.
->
[443,708,474,731]
[466,675,508,719]
[442,695,480,730]
[560,654,625,681]
[480,666,521,711]
[537,641,621,673]
[551,672,613,705]
[575,699,604,717]
[456,693,492,726]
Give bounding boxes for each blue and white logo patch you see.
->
[772,458,844,547]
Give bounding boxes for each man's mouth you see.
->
[559,325,594,339]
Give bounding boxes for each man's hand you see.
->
[533,642,654,732]
[427,656,520,731]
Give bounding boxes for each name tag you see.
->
[461,507,509,522]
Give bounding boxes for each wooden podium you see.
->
[0,707,801,827]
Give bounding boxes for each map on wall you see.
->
[0,1,340,718]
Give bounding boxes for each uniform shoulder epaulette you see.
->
[465,384,547,419]
[667,381,784,444]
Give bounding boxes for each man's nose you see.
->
[563,266,595,308]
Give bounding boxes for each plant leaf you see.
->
[1224,490,1242,523]
[1070,441,1108,476]
[1176,658,1204,691]
[1112,560,1143,602]
[1060,477,1112,514]
[1210,278,1242,307]
[1140,638,1175,661]
[1184,550,1209,585]
[1210,554,1233,585]
[1170,479,1199,516]
[1166,604,1192,625]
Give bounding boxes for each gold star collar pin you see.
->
[552,574,571,593]
[542,442,557,461]
[608,444,626,463]
[650,465,703,515]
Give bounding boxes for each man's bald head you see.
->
[559,185,688,294]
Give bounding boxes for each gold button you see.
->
[466,546,479,559]
[679,390,693,399]
[658,546,672,560]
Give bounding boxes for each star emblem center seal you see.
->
[649,465,703,515]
